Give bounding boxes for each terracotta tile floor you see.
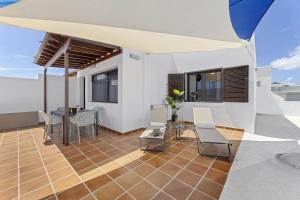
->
[0,124,243,200]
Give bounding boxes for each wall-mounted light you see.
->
[129,53,140,60]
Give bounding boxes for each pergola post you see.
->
[63,50,70,145]
[43,68,47,113]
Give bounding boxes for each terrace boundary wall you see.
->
[0,75,79,129]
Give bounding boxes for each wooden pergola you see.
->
[34,33,121,145]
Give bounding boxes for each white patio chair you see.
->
[70,111,95,144]
[39,111,63,141]
[139,105,168,151]
[92,106,104,129]
[193,107,232,158]
[57,107,64,111]
[149,104,168,128]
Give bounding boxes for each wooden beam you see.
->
[74,37,119,50]
[70,45,108,56]
[43,68,47,113]
[63,50,70,146]
[45,38,71,69]
[81,49,122,68]
[34,33,51,64]
[71,40,114,52]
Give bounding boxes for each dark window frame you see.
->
[186,68,223,102]
[92,69,118,103]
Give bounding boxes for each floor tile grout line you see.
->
[7,126,239,200]
[149,150,198,199]
[47,137,98,200]
[152,148,225,177]
[88,154,175,200]
[0,130,5,146]
[186,157,217,200]
[78,137,159,199]
[17,183,53,199]
[17,129,20,200]
[123,162,177,200]
[30,129,58,200]
[86,129,203,200]
[81,129,202,199]
[71,142,138,200]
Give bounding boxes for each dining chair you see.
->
[92,106,104,134]
[39,111,63,141]
[70,111,95,144]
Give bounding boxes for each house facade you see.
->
[272,83,300,101]
[77,39,256,133]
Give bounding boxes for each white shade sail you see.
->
[0,0,244,53]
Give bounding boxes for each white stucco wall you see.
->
[77,40,256,133]
[282,102,300,117]
[77,54,123,132]
[256,67,284,115]
[172,45,257,132]
[0,75,79,116]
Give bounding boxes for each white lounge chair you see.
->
[193,107,232,158]
[139,105,168,151]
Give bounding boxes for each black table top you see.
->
[51,110,77,117]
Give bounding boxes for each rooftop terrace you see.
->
[0,125,243,200]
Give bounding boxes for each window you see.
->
[92,69,118,103]
[187,70,222,101]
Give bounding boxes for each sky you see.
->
[255,0,300,85]
[0,0,299,84]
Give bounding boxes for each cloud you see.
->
[269,45,300,70]
[281,27,290,32]
[13,54,29,59]
[282,77,296,86]
[0,67,40,72]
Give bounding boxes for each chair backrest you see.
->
[92,106,104,123]
[72,111,95,127]
[57,107,64,111]
[92,106,104,112]
[193,107,215,126]
[39,111,50,125]
[150,105,168,124]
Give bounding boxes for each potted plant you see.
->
[166,89,184,122]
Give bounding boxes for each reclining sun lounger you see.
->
[193,107,232,158]
[139,105,168,151]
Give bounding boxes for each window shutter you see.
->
[168,74,185,98]
[223,65,249,102]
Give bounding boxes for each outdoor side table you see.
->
[139,126,167,151]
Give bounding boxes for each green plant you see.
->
[165,89,184,115]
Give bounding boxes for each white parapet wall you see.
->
[0,75,79,128]
[282,101,300,117]
[256,67,284,115]
[256,67,300,117]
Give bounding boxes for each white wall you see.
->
[282,102,300,117]
[171,44,256,132]
[121,49,145,132]
[142,53,178,124]
[256,67,284,115]
[46,75,79,113]
[0,76,42,113]
[0,75,79,116]
[78,41,257,133]
[78,54,123,132]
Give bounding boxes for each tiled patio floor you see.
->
[0,124,243,200]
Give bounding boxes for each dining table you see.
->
[51,109,98,145]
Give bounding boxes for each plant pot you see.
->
[171,114,178,122]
